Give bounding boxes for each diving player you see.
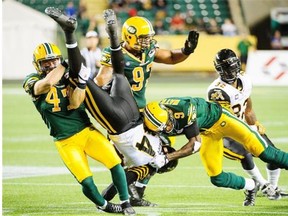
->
[143,96,288,206]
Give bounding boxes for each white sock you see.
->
[245,165,267,186]
[267,168,281,188]
[135,181,146,188]
[244,178,255,191]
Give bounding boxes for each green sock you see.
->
[81,176,105,206]
[110,164,129,201]
[211,172,246,190]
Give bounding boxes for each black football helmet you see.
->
[214,49,241,84]
[157,145,178,174]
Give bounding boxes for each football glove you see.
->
[77,65,91,89]
[150,154,169,169]
[181,30,199,55]
[255,121,266,135]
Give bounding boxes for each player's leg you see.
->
[84,126,135,214]
[200,131,258,206]
[223,138,269,188]
[221,109,288,169]
[262,134,284,199]
[54,128,123,213]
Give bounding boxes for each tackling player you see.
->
[142,96,288,206]
[207,48,285,202]
[22,43,134,214]
[95,11,199,206]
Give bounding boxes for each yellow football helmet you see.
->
[32,42,62,76]
[122,16,155,51]
[144,102,169,132]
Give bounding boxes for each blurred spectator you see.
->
[206,18,222,35]
[221,18,237,36]
[64,1,77,18]
[154,0,167,10]
[80,31,102,79]
[154,19,168,35]
[195,18,206,32]
[237,34,253,70]
[270,30,283,50]
[77,1,90,36]
[170,12,186,34]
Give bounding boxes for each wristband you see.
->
[61,60,69,69]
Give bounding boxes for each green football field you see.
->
[2,75,288,216]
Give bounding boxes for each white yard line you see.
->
[2,166,106,180]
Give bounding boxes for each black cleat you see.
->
[130,197,157,207]
[121,202,136,216]
[97,202,123,214]
[103,9,118,35]
[45,7,77,33]
[243,181,259,206]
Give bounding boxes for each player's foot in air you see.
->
[103,9,118,40]
[45,7,77,33]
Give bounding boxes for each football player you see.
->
[143,96,288,206]
[45,7,178,208]
[207,48,286,201]
[23,41,135,215]
[95,10,199,206]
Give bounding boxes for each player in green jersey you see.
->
[95,10,199,206]
[23,10,135,215]
[96,15,199,111]
[143,96,288,205]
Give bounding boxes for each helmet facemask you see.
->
[136,34,154,52]
[38,58,61,75]
[164,109,176,133]
[214,57,241,84]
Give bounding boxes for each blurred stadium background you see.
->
[2,0,288,215]
[2,0,288,81]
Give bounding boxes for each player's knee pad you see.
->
[259,145,288,169]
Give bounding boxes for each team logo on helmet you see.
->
[127,26,137,35]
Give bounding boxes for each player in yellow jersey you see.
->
[42,7,136,215]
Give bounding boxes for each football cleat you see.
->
[121,201,136,216]
[243,181,259,206]
[45,7,77,33]
[97,202,122,214]
[261,183,278,200]
[130,197,157,207]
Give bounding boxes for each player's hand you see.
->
[77,65,91,89]
[181,30,199,55]
[255,121,266,135]
[150,154,169,169]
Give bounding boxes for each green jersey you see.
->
[23,73,91,140]
[101,43,158,109]
[160,96,222,136]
